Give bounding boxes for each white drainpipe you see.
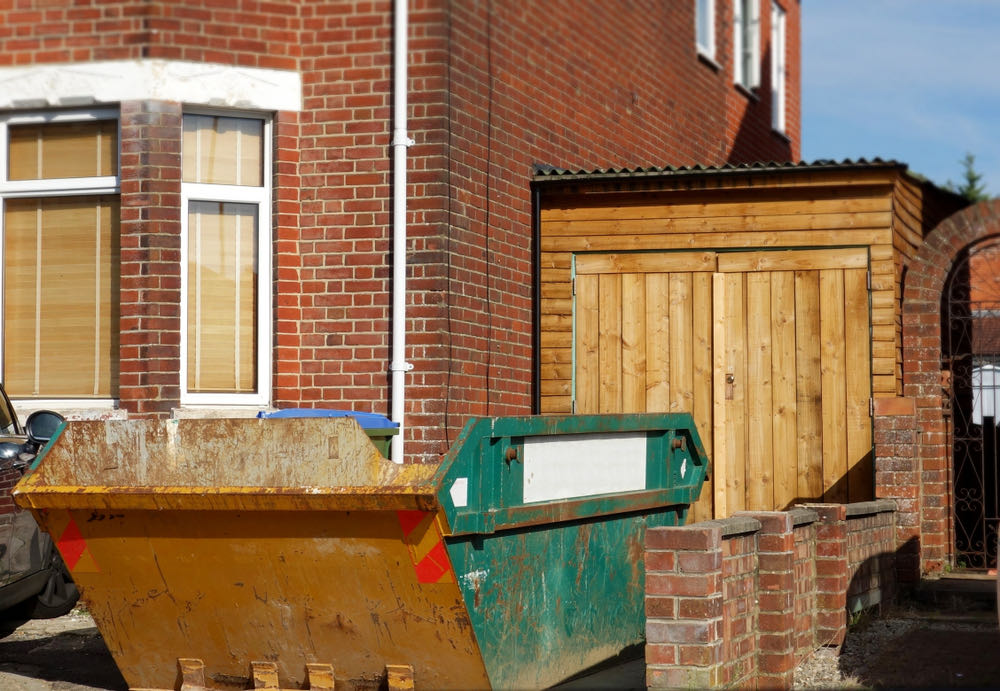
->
[390,0,412,464]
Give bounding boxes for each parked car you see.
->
[0,384,78,619]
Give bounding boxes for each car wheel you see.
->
[23,550,79,619]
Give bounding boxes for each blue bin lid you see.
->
[256,408,398,430]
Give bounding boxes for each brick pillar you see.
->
[810,504,848,646]
[645,524,724,689]
[872,397,921,584]
[738,511,796,690]
[118,100,182,417]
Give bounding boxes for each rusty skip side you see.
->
[15,418,441,513]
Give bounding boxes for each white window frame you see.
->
[771,1,787,133]
[696,0,716,60]
[179,109,272,407]
[0,108,120,408]
[734,0,761,89]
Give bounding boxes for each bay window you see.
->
[0,112,120,400]
[180,112,270,405]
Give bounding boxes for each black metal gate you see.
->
[945,238,1000,569]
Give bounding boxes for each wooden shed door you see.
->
[573,249,873,519]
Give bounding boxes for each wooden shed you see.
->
[533,161,967,522]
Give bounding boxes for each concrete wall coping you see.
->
[789,507,821,527]
[845,499,897,517]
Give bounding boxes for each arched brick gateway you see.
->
[894,199,1000,578]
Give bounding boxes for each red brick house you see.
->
[0,0,802,463]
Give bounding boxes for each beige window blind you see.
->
[8,120,117,180]
[3,196,120,398]
[186,201,258,394]
[182,115,262,187]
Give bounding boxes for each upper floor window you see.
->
[180,112,271,406]
[0,111,120,400]
[734,0,761,89]
[696,0,715,60]
[771,1,787,133]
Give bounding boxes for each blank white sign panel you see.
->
[522,432,647,503]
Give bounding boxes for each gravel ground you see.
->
[794,608,1000,689]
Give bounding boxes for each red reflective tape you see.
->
[413,539,451,584]
[396,510,428,540]
[56,517,86,571]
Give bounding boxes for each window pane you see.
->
[3,196,120,397]
[696,0,713,54]
[182,115,263,186]
[187,201,258,393]
[8,121,117,180]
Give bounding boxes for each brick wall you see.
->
[645,500,897,690]
[0,0,302,68]
[0,0,803,461]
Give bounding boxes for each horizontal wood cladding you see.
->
[538,179,903,421]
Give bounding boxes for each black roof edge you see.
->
[531,158,910,183]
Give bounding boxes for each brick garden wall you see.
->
[645,500,897,690]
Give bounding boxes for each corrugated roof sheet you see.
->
[531,158,909,181]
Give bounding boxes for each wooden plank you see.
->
[845,268,874,502]
[540,298,573,315]
[543,331,573,349]
[621,273,646,413]
[540,267,571,286]
[574,274,599,414]
[540,282,572,299]
[746,272,774,510]
[540,396,571,414]
[870,290,895,311]
[723,272,747,513]
[871,340,895,359]
[795,271,824,502]
[540,314,572,332]
[540,191,893,224]
[541,229,889,254]
[820,270,848,503]
[771,271,798,510]
[669,273,694,414]
[540,380,571,396]
[869,244,894,261]
[712,273,728,518]
[717,247,868,273]
[575,251,716,275]
[689,272,714,522]
[598,273,622,413]
[540,252,571,269]
[541,211,894,238]
[645,273,671,411]
[872,374,896,394]
[539,363,573,381]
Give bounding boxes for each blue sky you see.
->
[803,0,999,197]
